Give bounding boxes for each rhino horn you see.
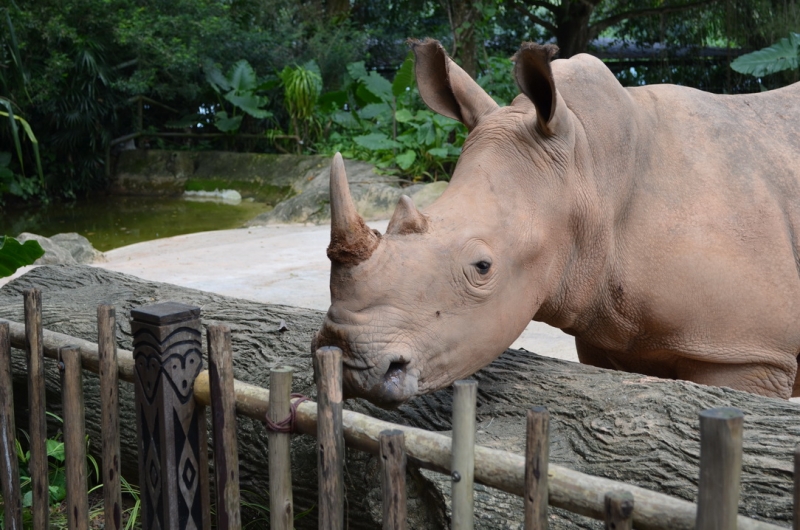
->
[386,195,428,235]
[327,153,380,265]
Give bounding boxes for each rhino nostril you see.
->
[385,361,409,381]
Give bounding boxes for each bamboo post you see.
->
[208,324,241,530]
[794,443,800,530]
[24,288,49,529]
[0,321,22,530]
[268,366,294,530]
[696,407,744,530]
[97,304,123,530]
[131,302,209,530]
[314,346,344,529]
[524,406,549,530]
[451,380,477,530]
[60,346,90,530]
[604,491,634,530]
[380,429,407,530]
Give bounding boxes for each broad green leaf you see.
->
[214,112,242,132]
[427,147,449,158]
[22,490,32,508]
[416,121,436,146]
[395,108,414,123]
[204,62,231,93]
[318,90,348,110]
[396,150,417,170]
[361,71,393,103]
[46,439,65,462]
[331,110,360,129]
[229,59,258,92]
[356,83,382,105]
[353,133,402,151]
[359,103,391,120]
[347,61,369,81]
[392,54,415,98]
[731,33,800,76]
[224,92,271,118]
[0,151,11,167]
[0,235,45,278]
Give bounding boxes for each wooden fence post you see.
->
[380,429,407,530]
[314,346,344,530]
[131,302,209,530]
[268,366,294,530]
[60,345,90,530]
[97,304,123,530]
[451,380,477,530]
[696,407,744,530]
[24,288,49,529]
[604,491,634,530]
[524,406,549,530]
[207,324,241,530]
[0,320,23,530]
[795,443,800,530]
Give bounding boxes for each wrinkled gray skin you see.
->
[312,39,800,407]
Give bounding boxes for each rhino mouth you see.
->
[344,355,418,408]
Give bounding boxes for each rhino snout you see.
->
[358,357,419,408]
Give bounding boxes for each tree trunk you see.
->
[442,0,480,78]
[553,1,596,57]
[0,265,795,529]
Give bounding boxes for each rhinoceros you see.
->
[312,39,800,406]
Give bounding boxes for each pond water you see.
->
[0,195,271,251]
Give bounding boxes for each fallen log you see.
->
[0,265,797,529]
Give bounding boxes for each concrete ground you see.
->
[5,220,579,362]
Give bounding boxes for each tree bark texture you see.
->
[0,265,797,529]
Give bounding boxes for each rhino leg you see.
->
[675,358,795,399]
[575,339,618,370]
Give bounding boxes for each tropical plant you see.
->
[0,234,44,277]
[731,33,800,77]
[0,98,44,199]
[204,59,274,133]
[318,54,466,180]
[279,60,323,142]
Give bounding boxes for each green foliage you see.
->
[204,59,274,133]
[0,99,44,200]
[318,54,466,180]
[0,234,44,277]
[280,61,323,141]
[731,33,800,77]
[0,412,107,529]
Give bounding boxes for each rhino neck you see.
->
[530,109,628,335]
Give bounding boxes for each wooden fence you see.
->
[0,288,795,530]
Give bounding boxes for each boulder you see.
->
[0,266,796,529]
[16,233,103,265]
[50,233,104,264]
[246,159,448,225]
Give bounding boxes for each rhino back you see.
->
[549,56,800,368]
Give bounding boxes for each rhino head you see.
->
[312,39,595,407]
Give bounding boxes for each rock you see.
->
[247,159,448,225]
[0,266,795,529]
[16,233,77,265]
[16,233,103,265]
[50,233,104,264]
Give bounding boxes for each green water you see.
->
[0,195,271,251]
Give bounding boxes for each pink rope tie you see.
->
[265,393,310,433]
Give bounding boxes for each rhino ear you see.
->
[513,43,559,135]
[387,195,428,235]
[410,39,498,131]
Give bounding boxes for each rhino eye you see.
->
[475,261,491,275]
